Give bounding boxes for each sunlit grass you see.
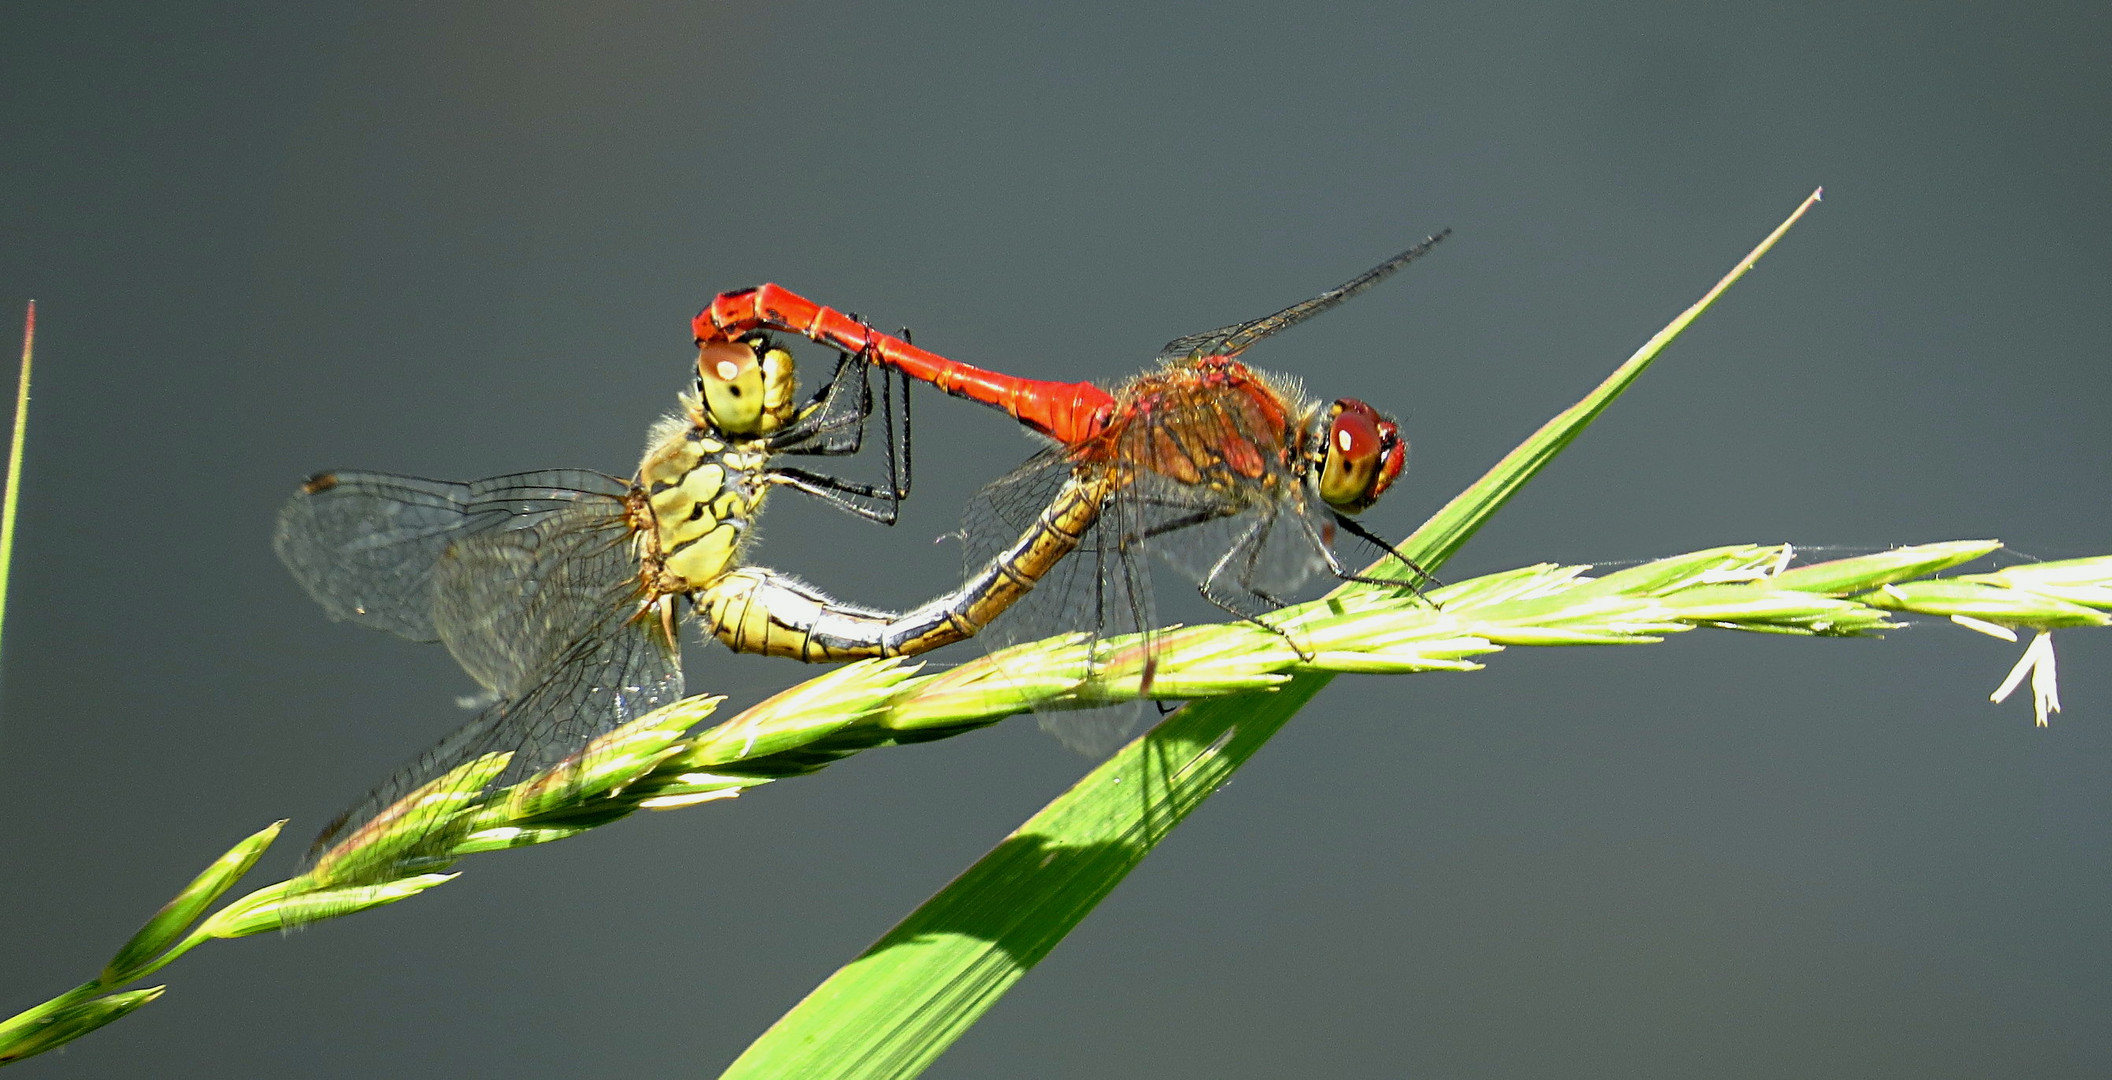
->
[0,301,33,677]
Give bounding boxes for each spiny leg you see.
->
[1197,512,1315,661]
[766,470,905,525]
[771,334,914,522]
[1321,511,1441,602]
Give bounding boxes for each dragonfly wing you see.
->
[282,468,679,878]
[1132,472,1331,602]
[1154,232,1450,362]
[306,541,682,877]
[959,450,1156,755]
[430,497,642,699]
[1095,367,1334,608]
[962,446,1078,539]
[274,469,629,644]
[1030,477,1158,757]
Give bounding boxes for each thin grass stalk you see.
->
[0,301,31,684]
[9,534,2105,1065]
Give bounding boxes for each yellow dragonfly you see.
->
[277,334,939,879]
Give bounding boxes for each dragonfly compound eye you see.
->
[1317,399,1403,513]
[756,345,799,431]
[697,339,779,435]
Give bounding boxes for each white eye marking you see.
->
[1335,428,1356,453]
[714,359,742,381]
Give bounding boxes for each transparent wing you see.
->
[1135,471,1333,607]
[303,499,682,876]
[431,499,647,699]
[274,469,630,644]
[1156,231,1449,362]
[963,446,1076,539]
[958,451,1160,756]
[957,401,1342,754]
[306,609,683,876]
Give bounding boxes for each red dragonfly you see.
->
[693,236,1446,737]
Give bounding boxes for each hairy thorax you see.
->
[630,415,772,597]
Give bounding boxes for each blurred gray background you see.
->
[4,1,2110,1076]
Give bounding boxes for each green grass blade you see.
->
[722,189,1825,1079]
[0,986,164,1066]
[719,678,1327,1080]
[1388,188,1823,575]
[0,301,31,677]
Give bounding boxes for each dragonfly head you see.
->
[1314,398,1405,513]
[696,334,798,436]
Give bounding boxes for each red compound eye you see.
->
[1318,400,1403,512]
[1371,416,1405,498]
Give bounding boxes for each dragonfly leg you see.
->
[1228,514,1304,609]
[1321,511,1442,602]
[1119,501,1310,655]
[1197,513,1316,661]
[781,342,884,454]
[765,469,904,525]
[768,468,904,501]
[780,354,873,454]
[770,338,913,519]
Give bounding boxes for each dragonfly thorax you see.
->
[630,333,817,597]
[634,418,774,597]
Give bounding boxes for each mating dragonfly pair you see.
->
[275,234,1446,880]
